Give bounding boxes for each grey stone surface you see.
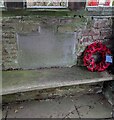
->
[17,26,76,69]
[2,66,113,95]
[0,109,2,120]
[2,93,112,118]
[71,94,112,118]
[2,15,85,70]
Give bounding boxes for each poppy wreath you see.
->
[83,42,111,72]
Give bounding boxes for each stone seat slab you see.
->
[2,66,113,95]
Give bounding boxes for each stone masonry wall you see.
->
[2,15,86,70]
[2,15,113,70]
[77,17,112,65]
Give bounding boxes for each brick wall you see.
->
[77,16,112,65]
[2,15,85,70]
[2,15,113,70]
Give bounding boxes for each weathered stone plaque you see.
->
[17,25,77,69]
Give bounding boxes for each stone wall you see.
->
[77,16,112,65]
[2,15,86,70]
[2,14,113,70]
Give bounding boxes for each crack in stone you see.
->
[62,109,76,119]
[4,110,8,120]
[74,105,81,119]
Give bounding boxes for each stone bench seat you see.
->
[2,66,113,95]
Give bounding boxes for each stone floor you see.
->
[2,93,112,119]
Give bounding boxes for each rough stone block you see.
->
[57,25,75,33]
[2,32,15,39]
[81,28,100,37]
[93,18,111,29]
[77,44,86,56]
[15,21,40,33]
[79,36,93,45]
[100,29,112,39]
[91,28,100,35]
[92,35,101,40]
[59,18,74,25]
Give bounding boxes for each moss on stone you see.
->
[2,9,87,18]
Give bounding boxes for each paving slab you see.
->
[71,94,112,118]
[2,93,112,118]
[2,66,113,95]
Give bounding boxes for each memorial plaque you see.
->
[17,25,77,69]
